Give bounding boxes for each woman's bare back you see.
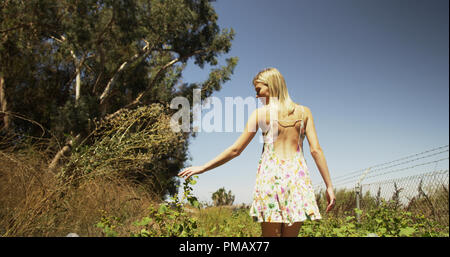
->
[262,104,307,160]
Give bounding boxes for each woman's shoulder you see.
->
[293,103,307,112]
[294,103,311,120]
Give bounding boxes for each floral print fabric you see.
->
[250,113,321,226]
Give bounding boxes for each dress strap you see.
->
[297,105,305,151]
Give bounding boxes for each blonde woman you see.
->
[178,67,335,237]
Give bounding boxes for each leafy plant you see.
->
[361,200,448,237]
[130,176,203,237]
[95,210,121,237]
[299,202,449,237]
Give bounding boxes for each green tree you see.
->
[212,187,235,206]
[1,0,238,198]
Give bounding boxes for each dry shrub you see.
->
[0,147,159,237]
[62,103,188,199]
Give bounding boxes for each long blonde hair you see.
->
[253,67,297,117]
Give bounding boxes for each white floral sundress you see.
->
[250,105,322,226]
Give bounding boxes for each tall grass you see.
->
[0,145,159,237]
[193,206,261,237]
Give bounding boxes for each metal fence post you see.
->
[355,183,361,223]
[356,168,371,224]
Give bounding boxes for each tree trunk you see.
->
[48,133,81,172]
[75,64,81,105]
[71,49,81,106]
[0,74,10,132]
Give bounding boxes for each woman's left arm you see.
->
[178,108,260,180]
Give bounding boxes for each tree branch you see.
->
[99,40,152,105]
[127,49,206,108]
[48,134,81,172]
[0,23,33,34]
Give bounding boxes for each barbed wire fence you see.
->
[313,145,449,226]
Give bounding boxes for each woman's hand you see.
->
[178,165,206,180]
[325,187,336,213]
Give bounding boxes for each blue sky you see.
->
[178,0,449,205]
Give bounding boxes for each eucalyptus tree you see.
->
[1,0,238,197]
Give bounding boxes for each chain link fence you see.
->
[314,145,449,227]
[359,169,449,226]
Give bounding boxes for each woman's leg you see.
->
[281,222,302,237]
[261,222,282,237]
